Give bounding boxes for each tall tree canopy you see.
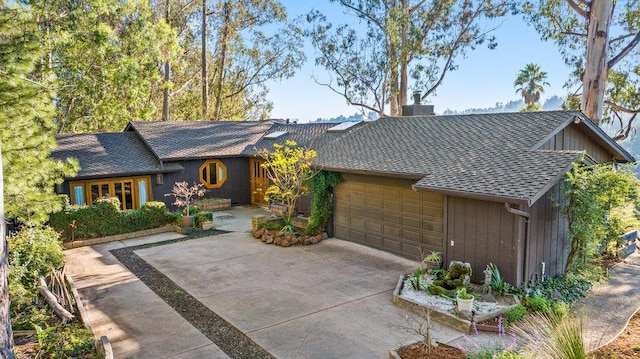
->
[0,7,78,225]
[524,0,640,129]
[305,0,515,117]
[149,0,305,121]
[514,63,550,111]
[23,0,180,133]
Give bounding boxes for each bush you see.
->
[35,324,97,359]
[183,205,200,216]
[502,304,527,328]
[50,200,177,241]
[526,295,551,314]
[8,227,65,329]
[527,276,592,305]
[196,211,213,228]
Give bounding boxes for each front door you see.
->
[250,158,269,206]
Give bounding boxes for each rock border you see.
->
[392,275,520,333]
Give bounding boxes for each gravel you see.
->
[110,230,275,359]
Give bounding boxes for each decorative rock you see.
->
[458,310,473,320]
[315,234,323,242]
[478,294,497,303]
[254,229,265,239]
[281,239,291,247]
[274,236,283,246]
[290,236,299,245]
[266,236,274,244]
[322,232,329,240]
[309,237,318,244]
[284,232,292,241]
[261,234,268,242]
[303,238,311,245]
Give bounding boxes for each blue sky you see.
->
[265,1,574,122]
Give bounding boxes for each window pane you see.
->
[124,182,133,209]
[101,184,110,199]
[74,186,85,205]
[114,183,123,208]
[90,185,99,203]
[209,163,217,184]
[138,180,147,206]
[218,165,224,182]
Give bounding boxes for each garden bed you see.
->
[392,275,519,333]
[63,224,175,249]
[194,198,231,211]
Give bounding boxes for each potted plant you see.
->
[456,287,474,312]
[165,181,206,228]
[422,251,442,274]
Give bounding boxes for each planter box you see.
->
[194,198,231,212]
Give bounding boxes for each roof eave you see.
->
[575,113,635,163]
[311,165,425,180]
[65,167,183,181]
[411,184,530,205]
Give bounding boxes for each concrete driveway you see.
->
[66,213,465,358]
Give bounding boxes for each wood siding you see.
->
[447,197,524,285]
[334,174,445,260]
[525,182,569,282]
[157,157,252,210]
[540,124,611,162]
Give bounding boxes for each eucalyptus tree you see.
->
[514,63,550,111]
[524,0,640,128]
[305,0,516,117]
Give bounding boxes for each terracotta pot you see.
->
[182,215,195,228]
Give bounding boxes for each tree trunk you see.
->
[399,0,408,109]
[213,0,231,121]
[201,0,209,120]
[0,143,15,359]
[162,0,171,121]
[581,0,613,124]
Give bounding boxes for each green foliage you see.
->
[513,313,588,359]
[487,263,514,296]
[0,7,79,225]
[456,287,473,300]
[562,163,638,273]
[258,219,286,231]
[196,211,213,228]
[526,295,551,314]
[259,140,317,225]
[305,171,342,235]
[8,227,65,329]
[527,276,592,305]
[26,0,181,133]
[423,251,442,264]
[502,304,527,328]
[34,324,97,359]
[409,270,424,291]
[514,63,549,106]
[49,199,177,241]
[304,0,513,116]
[184,206,201,217]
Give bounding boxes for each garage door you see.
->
[334,174,445,260]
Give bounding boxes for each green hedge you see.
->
[50,198,179,241]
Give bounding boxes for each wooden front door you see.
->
[250,158,269,206]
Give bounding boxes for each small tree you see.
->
[562,163,638,274]
[258,140,317,232]
[165,181,206,216]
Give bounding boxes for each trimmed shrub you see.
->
[50,200,177,241]
[526,295,551,314]
[196,211,213,228]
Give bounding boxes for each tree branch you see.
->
[605,100,640,114]
[608,32,640,69]
[565,0,588,18]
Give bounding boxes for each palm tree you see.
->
[514,63,550,107]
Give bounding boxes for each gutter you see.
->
[505,203,530,287]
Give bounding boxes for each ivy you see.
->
[305,171,342,235]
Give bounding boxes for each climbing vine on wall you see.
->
[305,171,342,235]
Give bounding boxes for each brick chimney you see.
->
[401,91,434,116]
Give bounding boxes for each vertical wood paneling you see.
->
[447,197,522,284]
[525,182,569,281]
[158,157,252,210]
[542,125,612,162]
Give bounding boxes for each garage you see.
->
[333,173,445,260]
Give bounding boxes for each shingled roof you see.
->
[52,132,183,179]
[126,120,274,160]
[314,111,629,205]
[248,122,359,154]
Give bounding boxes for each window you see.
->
[199,159,227,189]
[69,176,152,210]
